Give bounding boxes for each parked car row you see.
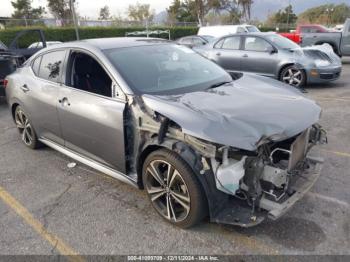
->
[277,19,350,57]
[177,31,342,88]
[4,36,327,228]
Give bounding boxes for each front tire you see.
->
[142,149,207,228]
[280,65,306,88]
[14,106,41,149]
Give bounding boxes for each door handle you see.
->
[59,97,70,106]
[216,52,221,56]
[20,84,30,93]
[242,54,248,58]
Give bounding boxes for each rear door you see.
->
[57,49,127,173]
[22,50,66,145]
[240,36,279,77]
[211,36,243,72]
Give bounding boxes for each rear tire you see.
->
[142,149,208,228]
[14,105,41,149]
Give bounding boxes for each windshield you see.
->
[246,26,260,32]
[265,34,299,50]
[104,44,231,95]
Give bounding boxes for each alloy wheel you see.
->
[282,68,303,87]
[15,108,34,146]
[144,160,191,222]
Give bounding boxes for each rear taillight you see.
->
[3,79,8,88]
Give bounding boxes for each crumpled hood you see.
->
[142,74,321,151]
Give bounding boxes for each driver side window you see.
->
[66,51,112,97]
[244,37,272,52]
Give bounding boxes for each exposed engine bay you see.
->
[209,124,327,225]
[124,77,327,227]
[125,94,327,227]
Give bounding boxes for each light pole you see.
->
[70,0,80,40]
[286,0,291,30]
[325,8,334,26]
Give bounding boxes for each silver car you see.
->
[194,32,342,87]
[5,38,326,228]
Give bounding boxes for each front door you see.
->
[9,29,46,59]
[241,36,279,77]
[57,50,126,173]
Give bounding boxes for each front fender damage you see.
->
[125,95,326,227]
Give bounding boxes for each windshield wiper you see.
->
[207,81,232,90]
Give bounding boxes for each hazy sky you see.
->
[1,0,346,20]
[0,0,171,19]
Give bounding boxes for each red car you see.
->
[279,24,330,44]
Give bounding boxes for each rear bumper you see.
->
[259,156,323,220]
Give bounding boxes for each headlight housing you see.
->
[314,59,330,67]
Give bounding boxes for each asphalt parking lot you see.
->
[0,59,350,257]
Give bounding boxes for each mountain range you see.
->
[154,0,349,23]
[251,0,348,20]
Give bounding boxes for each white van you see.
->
[197,25,260,38]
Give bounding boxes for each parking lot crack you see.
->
[50,239,59,255]
[41,184,72,229]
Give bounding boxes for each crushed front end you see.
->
[207,124,327,227]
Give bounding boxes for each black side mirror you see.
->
[267,46,277,54]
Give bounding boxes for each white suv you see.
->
[198,24,260,38]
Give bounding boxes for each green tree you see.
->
[267,5,297,26]
[47,0,72,21]
[127,2,154,23]
[167,0,246,25]
[11,0,44,19]
[298,4,350,25]
[238,0,253,22]
[99,5,110,20]
[167,0,197,22]
[211,0,241,23]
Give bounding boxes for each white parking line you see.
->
[307,192,350,208]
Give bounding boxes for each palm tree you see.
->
[238,0,253,22]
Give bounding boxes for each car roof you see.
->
[220,32,276,38]
[199,24,254,28]
[37,37,171,53]
[74,37,170,50]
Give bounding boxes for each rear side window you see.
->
[192,37,204,45]
[31,56,42,76]
[222,37,241,50]
[180,37,193,44]
[38,51,66,83]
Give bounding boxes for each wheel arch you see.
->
[11,102,20,122]
[278,63,307,83]
[136,139,206,190]
[278,63,296,79]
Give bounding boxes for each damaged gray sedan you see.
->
[5,38,327,228]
